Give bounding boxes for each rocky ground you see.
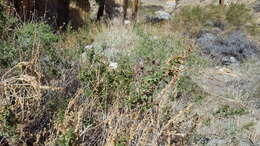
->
[139,0,260,145]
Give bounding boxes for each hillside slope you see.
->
[0,0,260,145]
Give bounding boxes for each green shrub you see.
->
[0,41,15,67]
[116,136,127,146]
[172,4,254,35]
[173,6,215,35]
[226,3,252,27]
[176,6,206,32]
[79,27,188,109]
[0,1,5,35]
[125,29,184,108]
[246,23,260,36]
[0,22,59,67]
[16,22,58,56]
[0,1,18,38]
[0,106,18,144]
[56,128,75,146]
[181,6,209,25]
[79,49,135,109]
[215,105,247,117]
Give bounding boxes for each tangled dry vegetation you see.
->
[0,27,199,145]
[0,1,260,145]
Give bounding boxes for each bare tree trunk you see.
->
[131,0,139,21]
[219,0,224,6]
[97,0,105,20]
[123,0,128,21]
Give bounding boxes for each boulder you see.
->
[155,11,171,20]
[145,10,171,23]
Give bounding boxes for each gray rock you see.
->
[199,137,210,144]
[196,30,260,65]
[145,10,172,23]
[255,102,260,109]
[155,11,171,20]
[222,56,239,65]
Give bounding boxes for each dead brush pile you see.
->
[0,54,63,145]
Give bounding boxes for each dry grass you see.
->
[0,51,64,145]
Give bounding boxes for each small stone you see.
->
[255,101,260,109]
[84,45,93,50]
[165,1,177,12]
[43,56,50,62]
[109,62,118,70]
[222,56,239,65]
[199,137,210,144]
[124,20,131,25]
[230,56,238,64]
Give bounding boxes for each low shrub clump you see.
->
[79,27,188,109]
[172,4,254,36]
[226,3,252,27]
[0,22,59,67]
